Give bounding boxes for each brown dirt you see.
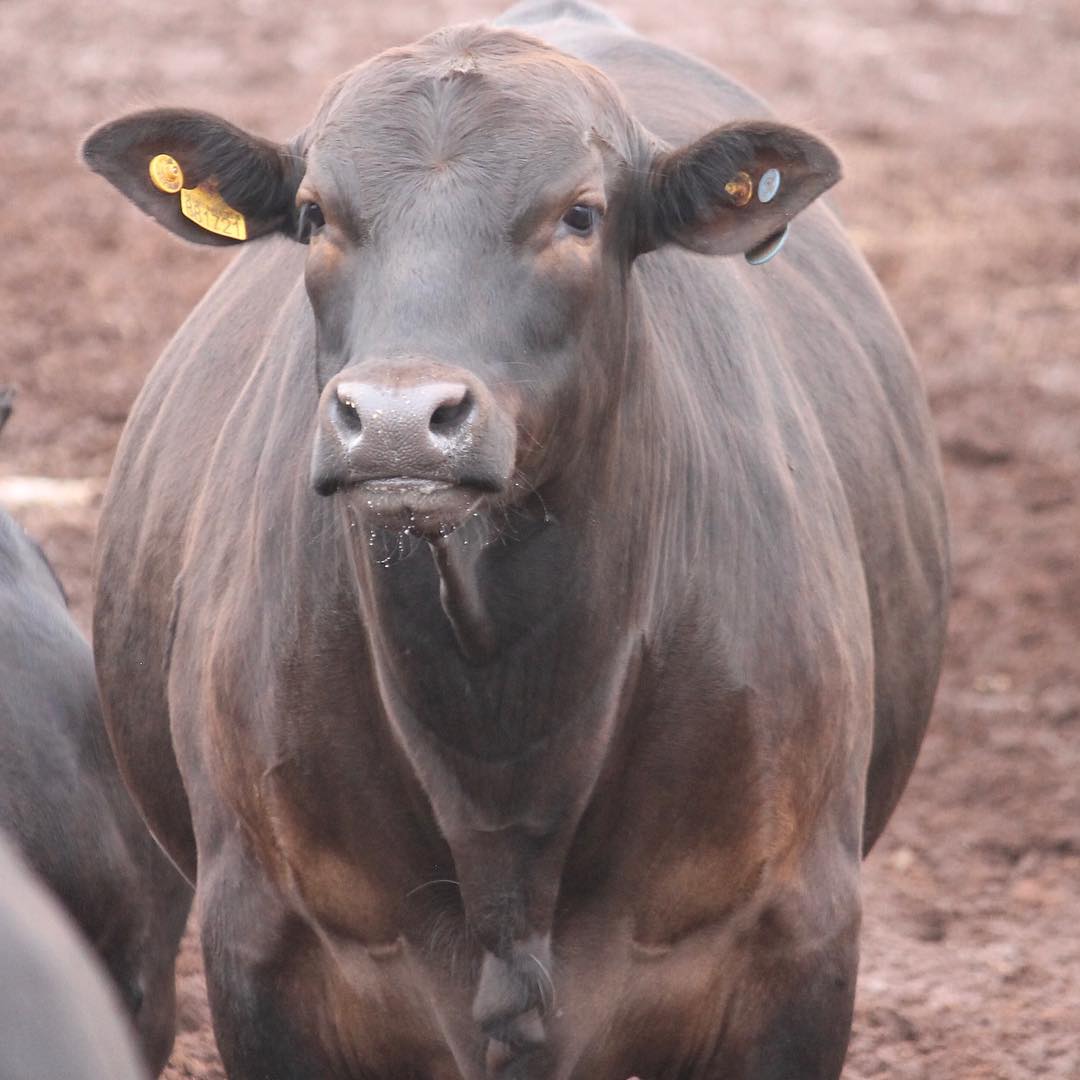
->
[1,0,1077,1076]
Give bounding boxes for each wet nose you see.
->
[310,363,516,498]
[332,380,476,450]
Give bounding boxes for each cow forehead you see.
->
[323,23,622,120]
[304,24,634,205]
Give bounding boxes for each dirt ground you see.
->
[1,0,1077,1076]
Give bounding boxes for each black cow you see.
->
[83,2,948,1077]
[0,831,149,1080]
[0,398,191,1075]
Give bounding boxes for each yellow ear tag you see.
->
[179,183,247,241]
[148,154,184,193]
[724,171,754,208]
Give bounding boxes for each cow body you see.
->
[88,3,947,1077]
[0,832,149,1080]
[0,487,191,1073]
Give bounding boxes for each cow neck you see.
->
[335,298,696,759]
[427,529,495,664]
[341,489,577,669]
[336,482,651,766]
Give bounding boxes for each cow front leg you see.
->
[617,857,862,1080]
[197,844,350,1080]
[704,897,860,1080]
[739,931,858,1080]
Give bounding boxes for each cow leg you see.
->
[123,850,194,1074]
[704,901,860,1080]
[738,934,858,1080]
[197,844,347,1080]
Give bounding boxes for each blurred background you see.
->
[1,0,1077,1076]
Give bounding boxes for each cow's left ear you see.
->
[82,108,300,246]
[637,121,841,259]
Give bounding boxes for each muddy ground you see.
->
[1,0,1077,1076]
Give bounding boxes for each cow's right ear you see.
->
[81,108,300,246]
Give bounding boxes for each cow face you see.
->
[83,25,839,537]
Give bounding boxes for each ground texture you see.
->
[1,0,1077,1076]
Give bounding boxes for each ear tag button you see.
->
[758,168,781,203]
[746,225,789,266]
[148,154,184,194]
[179,184,248,241]
[724,171,754,207]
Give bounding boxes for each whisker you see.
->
[406,878,462,899]
[528,951,556,1014]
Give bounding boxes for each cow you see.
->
[82,1,949,1077]
[0,830,149,1080]
[0,398,191,1075]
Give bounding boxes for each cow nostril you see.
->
[429,389,473,434]
[335,390,364,433]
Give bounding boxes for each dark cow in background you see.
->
[0,396,191,1074]
[84,0,948,1077]
[0,831,148,1080]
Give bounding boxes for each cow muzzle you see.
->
[310,363,516,534]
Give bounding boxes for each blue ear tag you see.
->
[745,225,788,266]
[758,168,781,203]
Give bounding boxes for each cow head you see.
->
[83,25,839,538]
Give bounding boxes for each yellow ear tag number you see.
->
[148,154,184,193]
[179,184,248,241]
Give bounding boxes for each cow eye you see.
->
[296,202,326,244]
[561,204,601,236]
